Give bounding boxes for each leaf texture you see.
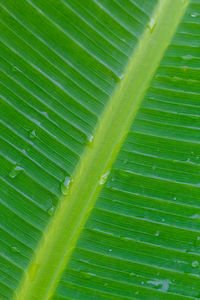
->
[1,0,200,299]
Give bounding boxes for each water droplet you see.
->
[190,213,200,219]
[191,13,197,17]
[29,129,36,140]
[61,176,72,195]
[135,291,139,295]
[186,158,190,163]
[141,281,144,285]
[11,246,19,253]
[192,261,199,268]
[9,165,23,179]
[88,135,94,143]
[108,248,112,252]
[111,72,123,83]
[182,55,193,61]
[155,230,160,237]
[47,206,55,216]
[161,218,165,222]
[147,18,156,33]
[147,279,171,292]
[99,171,110,185]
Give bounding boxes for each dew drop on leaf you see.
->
[190,213,200,220]
[9,165,23,179]
[147,18,156,33]
[47,206,55,216]
[99,171,110,185]
[147,279,171,292]
[182,55,193,61]
[11,246,19,253]
[61,176,72,195]
[87,134,94,148]
[29,129,37,140]
[135,291,139,295]
[111,72,123,83]
[192,261,199,268]
[155,230,160,237]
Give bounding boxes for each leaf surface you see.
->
[1,0,200,299]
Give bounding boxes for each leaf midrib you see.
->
[15,1,189,299]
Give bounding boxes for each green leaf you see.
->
[1,0,200,299]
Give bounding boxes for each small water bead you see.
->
[108,248,112,252]
[135,291,139,295]
[87,134,94,149]
[147,279,171,292]
[88,135,94,143]
[47,206,55,216]
[29,129,36,140]
[11,246,19,253]
[99,171,110,185]
[191,13,198,17]
[190,213,200,219]
[161,218,165,222]
[61,176,72,195]
[182,55,193,61]
[111,71,124,84]
[9,165,23,179]
[147,18,156,33]
[154,230,160,237]
[192,261,199,268]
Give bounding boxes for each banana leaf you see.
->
[0,0,200,299]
